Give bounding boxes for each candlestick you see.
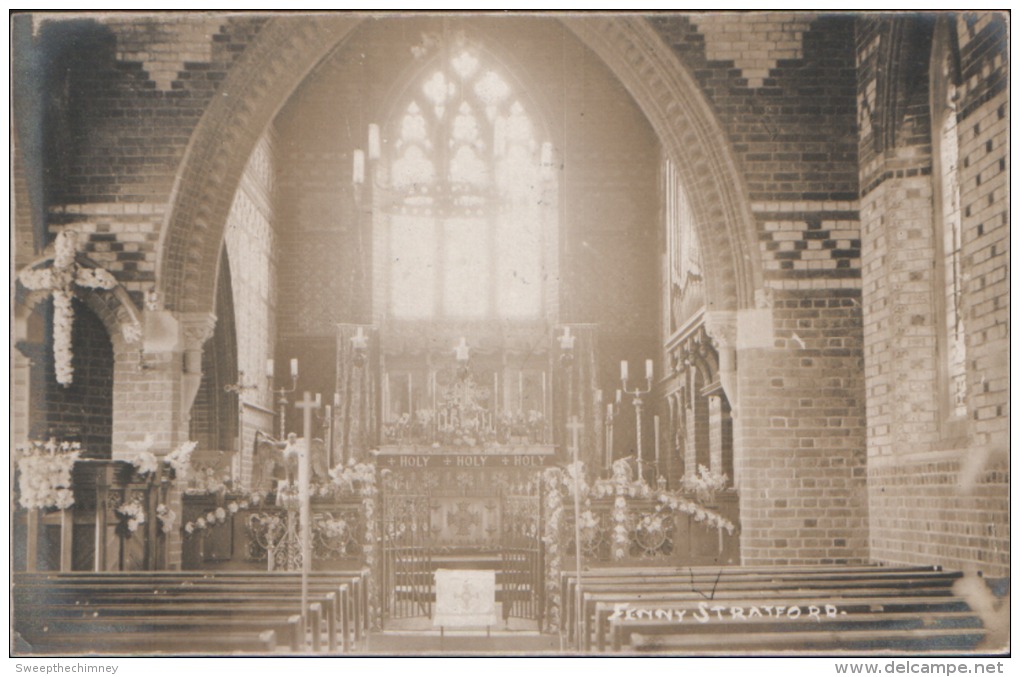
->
[367,124,381,161]
[654,415,661,478]
[353,149,365,184]
[622,357,654,485]
[455,337,470,362]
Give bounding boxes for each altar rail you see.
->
[181,494,366,570]
[562,494,740,566]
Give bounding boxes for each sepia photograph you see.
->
[9,9,1010,663]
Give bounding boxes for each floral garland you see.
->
[16,439,81,510]
[183,495,258,536]
[541,467,565,632]
[329,459,380,629]
[17,230,129,386]
[679,464,730,504]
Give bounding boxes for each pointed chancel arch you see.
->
[157,15,760,321]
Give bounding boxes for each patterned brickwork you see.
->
[650,14,859,205]
[754,201,861,284]
[857,13,1009,576]
[688,12,816,88]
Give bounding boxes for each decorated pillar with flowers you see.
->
[334,324,378,465]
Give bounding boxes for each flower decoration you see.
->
[156,503,176,534]
[17,230,120,386]
[116,498,146,534]
[166,440,197,482]
[129,451,159,477]
[680,464,730,504]
[16,439,80,510]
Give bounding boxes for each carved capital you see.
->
[704,311,737,350]
[178,312,217,353]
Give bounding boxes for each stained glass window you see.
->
[385,48,547,319]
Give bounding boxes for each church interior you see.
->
[10,11,1010,656]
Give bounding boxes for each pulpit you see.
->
[14,460,171,572]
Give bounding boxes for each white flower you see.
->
[185,522,195,534]
[121,321,142,345]
[52,291,75,385]
[116,499,146,533]
[18,267,53,290]
[215,507,226,521]
[130,451,159,476]
[227,501,239,514]
[76,267,118,289]
[53,230,78,269]
[196,517,207,529]
[156,504,176,534]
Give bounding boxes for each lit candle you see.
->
[266,358,274,378]
[315,393,322,408]
[620,360,629,382]
[334,392,340,407]
[352,149,365,185]
[595,389,603,404]
[541,141,553,166]
[367,124,381,161]
[646,359,654,381]
[290,358,299,379]
[455,337,470,362]
[615,389,622,404]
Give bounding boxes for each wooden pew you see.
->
[13,588,331,653]
[629,627,987,654]
[17,630,278,655]
[584,591,971,652]
[16,615,304,653]
[561,566,958,647]
[16,569,369,649]
[609,609,985,652]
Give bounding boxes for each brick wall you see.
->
[858,13,1009,576]
[737,289,868,564]
[28,16,266,306]
[25,298,114,457]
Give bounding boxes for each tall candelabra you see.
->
[621,359,654,484]
[602,388,622,471]
[267,358,299,438]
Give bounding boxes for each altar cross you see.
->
[294,391,321,627]
[567,417,584,459]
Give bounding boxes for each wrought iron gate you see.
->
[381,492,433,621]
[500,487,544,625]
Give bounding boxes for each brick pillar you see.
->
[734,294,868,566]
[111,310,216,569]
[13,348,32,446]
[706,389,724,476]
